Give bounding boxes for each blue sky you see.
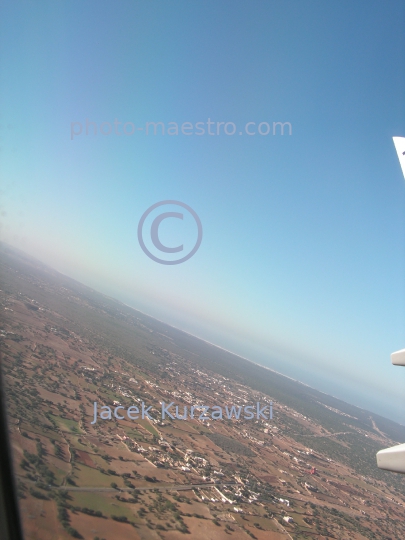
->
[1,0,405,421]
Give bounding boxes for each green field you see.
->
[50,414,83,434]
[47,462,68,486]
[70,491,136,520]
[69,435,91,451]
[74,464,124,488]
[138,419,159,437]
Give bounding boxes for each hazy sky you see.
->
[1,1,405,422]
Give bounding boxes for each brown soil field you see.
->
[174,493,213,518]
[20,498,68,540]
[162,514,286,540]
[76,450,98,468]
[243,527,287,540]
[69,511,142,540]
[164,517,242,540]
[36,386,78,407]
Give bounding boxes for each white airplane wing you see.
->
[391,348,405,366]
[377,443,405,474]
[376,140,405,474]
[393,136,405,180]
